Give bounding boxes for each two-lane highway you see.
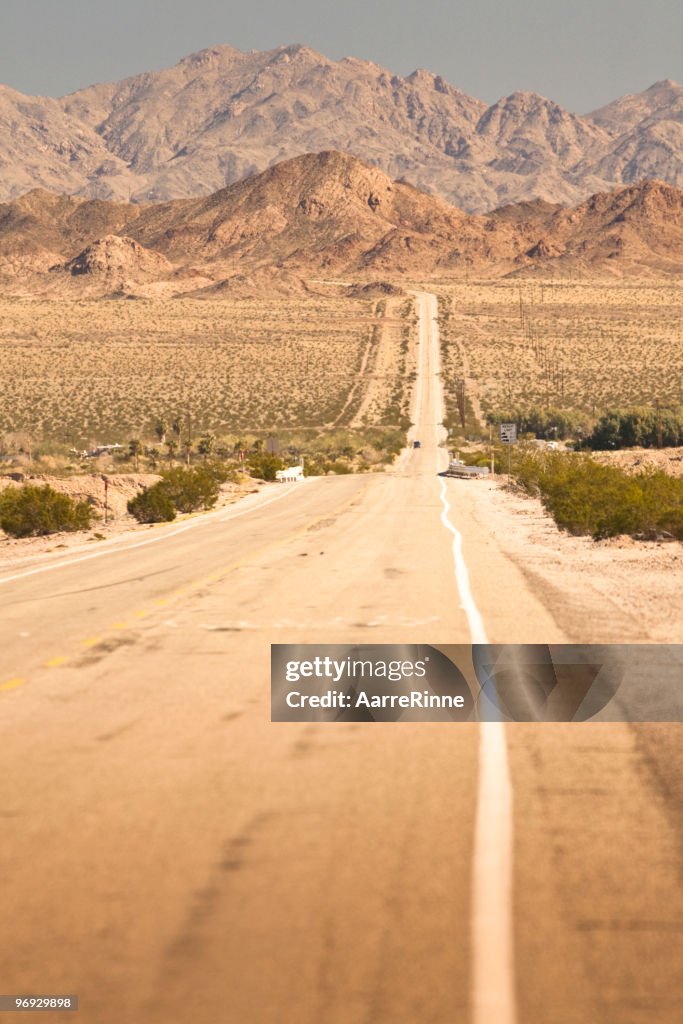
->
[0,294,680,1024]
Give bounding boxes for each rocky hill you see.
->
[0,44,681,212]
[0,152,681,294]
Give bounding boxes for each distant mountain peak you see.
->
[177,44,244,65]
[647,78,681,92]
[0,47,681,213]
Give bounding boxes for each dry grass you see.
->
[0,295,413,446]
[437,280,683,421]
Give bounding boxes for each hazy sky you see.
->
[2,0,681,111]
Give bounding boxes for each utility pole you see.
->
[655,400,663,449]
[185,409,192,466]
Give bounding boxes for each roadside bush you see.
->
[634,469,683,539]
[511,448,683,540]
[247,453,284,481]
[160,466,223,513]
[0,484,94,537]
[128,464,228,522]
[127,483,176,524]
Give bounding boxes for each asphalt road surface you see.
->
[0,295,680,1023]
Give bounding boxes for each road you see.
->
[0,294,681,1023]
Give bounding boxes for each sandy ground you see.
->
[461,475,682,643]
[594,445,683,476]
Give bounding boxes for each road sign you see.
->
[500,423,517,445]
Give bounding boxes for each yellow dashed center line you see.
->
[1,678,26,692]
[44,656,69,668]
[2,482,370,697]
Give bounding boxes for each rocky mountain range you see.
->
[1,150,681,295]
[0,44,681,213]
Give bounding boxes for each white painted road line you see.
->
[419,291,517,1024]
[438,477,488,646]
[471,720,516,1024]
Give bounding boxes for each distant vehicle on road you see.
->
[413,440,422,449]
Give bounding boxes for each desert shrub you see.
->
[247,453,284,481]
[511,449,683,540]
[128,464,227,522]
[127,484,176,524]
[540,462,644,538]
[201,461,233,485]
[634,470,683,539]
[160,466,223,513]
[0,484,94,537]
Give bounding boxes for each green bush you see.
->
[160,466,223,513]
[511,448,683,540]
[127,483,176,524]
[246,453,284,481]
[0,485,95,537]
[128,464,228,522]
